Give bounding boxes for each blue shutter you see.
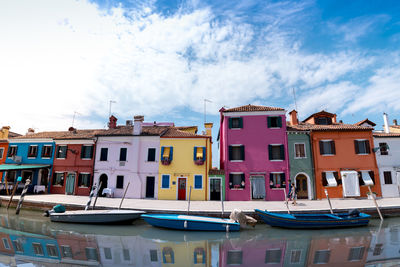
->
[162,175,169,188]
[169,147,173,161]
[160,146,164,160]
[195,175,202,189]
[202,147,206,161]
[193,147,197,161]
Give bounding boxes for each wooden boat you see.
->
[49,209,145,224]
[255,209,370,229]
[141,214,240,231]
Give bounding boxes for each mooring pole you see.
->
[16,179,31,215]
[92,181,102,210]
[119,182,130,210]
[85,183,97,211]
[221,195,225,218]
[368,186,383,221]
[187,186,192,215]
[7,177,21,210]
[324,189,334,214]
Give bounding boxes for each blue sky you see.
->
[1,0,400,166]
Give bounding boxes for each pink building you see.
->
[219,105,289,201]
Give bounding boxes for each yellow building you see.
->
[158,124,212,201]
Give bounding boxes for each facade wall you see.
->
[158,137,211,201]
[287,132,315,200]
[55,233,99,264]
[208,174,225,201]
[312,131,381,199]
[0,141,9,182]
[221,113,289,201]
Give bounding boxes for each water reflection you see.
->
[0,208,398,267]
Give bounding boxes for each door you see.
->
[210,178,221,200]
[65,173,75,195]
[146,176,155,198]
[39,168,49,187]
[98,174,108,197]
[178,178,186,200]
[296,174,308,199]
[397,172,400,196]
[250,176,266,199]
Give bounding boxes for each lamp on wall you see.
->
[59,147,77,155]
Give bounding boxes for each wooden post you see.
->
[119,182,130,210]
[187,186,192,215]
[92,181,102,210]
[7,180,20,210]
[368,186,383,221]
[221,195,225,218]
[16,179,31,215]
[283,188,290,214]
[324,189,334,214]
[5,179,9,195]
[85,183,97,211]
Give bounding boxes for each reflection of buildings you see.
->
[158,240,208,266]
[56,232,99,265]
[283,238,311,267]
[366,223,400,266]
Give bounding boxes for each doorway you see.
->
[21,170,33,184]
[99,174,108,197]
[295,174,308,199]
[210,178,221,200]
[250,176,266,199]
[146,176,155,198]
[65,173,76,195]
[39,168,49,187]
[177,178,186,200]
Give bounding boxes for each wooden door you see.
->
[178,178,186,200]
[146,176,155,198]
[210,178,221,200]
[296,175,308,199]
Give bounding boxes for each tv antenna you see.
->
[109,100,117,118]
[71,111,82,128]
[292,88,298,111]
[204,99,212,123]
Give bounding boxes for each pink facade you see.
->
[219,105,289,201]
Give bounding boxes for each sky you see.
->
[1,0,400,167]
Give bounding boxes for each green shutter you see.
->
[267,117,271,128]
[228,118,232,129]
[268,145,272,160]
[239,118,243,128]
[277,117,282,128]
[241,145,245,161]
[280,145,285,160]
[229,146,233,160]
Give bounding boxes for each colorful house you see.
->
[50,128,101,196]
[219,104,289,201]
[93,115,171,199]
[208,168,225,201]
[55,232,99,265]
[289,110,381,199]
[158,125,212,201]
[287,111,315,200]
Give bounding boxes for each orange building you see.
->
[289,111,381,199]
[0,126,20,186]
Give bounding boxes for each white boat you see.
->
[49,209,145,224]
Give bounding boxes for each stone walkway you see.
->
[1,194,400,217]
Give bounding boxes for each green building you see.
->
[208,169,225,201]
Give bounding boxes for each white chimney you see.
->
[133,115,144,135]
[383,113,390,133]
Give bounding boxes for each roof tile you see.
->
[223,104,284,113]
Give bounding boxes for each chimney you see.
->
[0,126,10,139]
[393,119,398,126]
[68,127,77,133]
[108,115,117,129]
[332,114,337,123]
[289,110,298,125]
[27,128,35,135]
[126,120,133,126]
[204,123,213,136]
[133,115,144,135]
[383,113,390,133]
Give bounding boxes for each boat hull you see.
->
[141,214,240,231]
[50,210,145,224]
[255,209,370,229]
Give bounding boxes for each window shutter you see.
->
[239,118,243,128]
[78,174,82,186]
[169,147,173,161]
[160,147,164,160]
[354,140,359,154]
[277,117,282,128]
[331,141,336,155]
[228,118,232,129]
[229,174,233,188]
[241,173,245,188]
[81,145,84,159]
[267,117,271,128]
[41,146,45,157]
[202,147,206,161]
[89,146,93,158]
[269,173,273,184]
[319,141,324,155]
[369,171,375,184]
[280,145,285,160]
[322,172,327,186]
[193,147,197,161]
[229,146,233,161]
[240,145,245,161]
[268,145,272,160]
[366,140,371,154]
[281,172,286,183]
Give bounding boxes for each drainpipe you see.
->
[205,137,208,200]
[383,113,390,133]
[91,137,98,191]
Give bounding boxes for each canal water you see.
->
[0,208,398,266]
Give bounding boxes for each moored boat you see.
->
[255,209,370,229]
[49,209,145,224]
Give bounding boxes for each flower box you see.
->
[194,159,204,165]
[161,159,171,165]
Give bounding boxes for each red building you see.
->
[56,232,99,264]
[50,128,103,196]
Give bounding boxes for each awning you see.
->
[0,164,50,171]
[325,172,337,187]
[361,171,374,186]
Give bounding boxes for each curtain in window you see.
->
[251,178,265,199]
[341,171,360,197]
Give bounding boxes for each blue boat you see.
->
[141,214,240,231]
[255,209,370,229]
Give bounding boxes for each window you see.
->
[315,117,332,125]
[229,145,245,161]
[147,148,156,162]
[104,247,112,260]
[47,244,59,257]
[322,172,339,187]
[194,175,203,189]
[7,146,17,157]
[265,249,282,264]
[229,117,243,129]
[85,247,98,261]
[354,140,370,154]
[270,173,285,188]
[2,238,10,250]
[28,145,38,157]
[12,240,23,253]
[379,142,389,155]
[319,140,335,155]
[229,173,245,189]
[373,244,383,256]
[162,175,170,189]
[6,171,16,183]
[123,249,130,261]
[56,146,67,158]
[162,247,174,264]
[53,172,64,186]
[194,247,205,264]
[313,250,330,264]
[269,145,285,160]
[294,143,306,158]
[61,245,73,258]
[78,173,90,187]
[41,145,53,158]
[227,250,242,265]
[290,250,301,264]
[119,148,127,161]
[100,148,108,161]
[81,145,94,159]
[358,171,374,186]
[384,171,393,184]
[150,250,158,262]
[348,246,365,261]
[0,148,3,159]
[193,147,206,162]
[267,116,282,128]
[33,243,44,256]
[116,175,124,189]
[161,146,173,162]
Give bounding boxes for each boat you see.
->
[141,214,240,231]
[49,209,145,224]
[255,209,370,229]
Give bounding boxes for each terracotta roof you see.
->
[209,169,225,175]
[373,132,400,137]
[161,127,208,138]
[9,131,21,138]
[12,129,104,140]
[355,118,376,127]
[288,122,373,132]
[222,104,284,113]
[302,110,336,123]
[97,125,170,137]
[391,125,400,129]
[286,126,310,132]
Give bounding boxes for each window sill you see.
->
[78,186,89,188]
[53,185,63,187]
[268,127,281,129]
[230,160,244,162]
[161,187,170,189]
[270,188,285,190]
[294,157,307,159]
[270,160,284,162]
[321,154,335,156]
[356,153,369,156]
[229,128,242,130]
[82,158,92,160]
[42,157,51,159]
[193,188,203,190]
[56,158,66,160]
[28,157,37,159]
[229,188,244,190]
